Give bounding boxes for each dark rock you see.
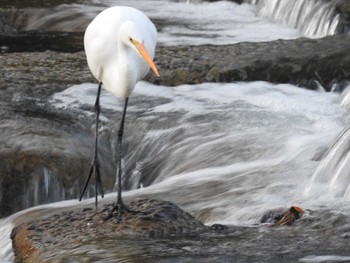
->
[0,0,86,9]
[10,198,206,262]
[0,51,116,218]
[0,11,16,34]
[148,34,350,91]
[0,31,349,90]
[260,208,285,224]
[204,0,244,4]
[8,201,350,263]
[211,223,229,231]
[260,206,305,225]
[336,0,350,34]
[0,31,84,52]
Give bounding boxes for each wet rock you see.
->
[0,31,84,52]
[0,0,86,9]
[11,198,206,262]
[11,224,39,263]
[1,32,349,90]
[149,34,350,91]
[0,51,114,218]
[260,206,305,226]
[0,129,114,218]
[0,10,16,34]
[336,0,350,33]
[8,201,350,263]
[205,0,244,4]
[260,207,286,224]
[211,223,229,231]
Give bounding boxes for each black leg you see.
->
[79,82,104,207]
[105,98,132,221]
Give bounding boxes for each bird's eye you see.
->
[129,37,133,42]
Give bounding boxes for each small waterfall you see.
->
[339,83,350,109]
[247,0,341,37]
[305,124,350,200]
[305,85,350,200]
[5,4,101,32]
[24,167,66,208]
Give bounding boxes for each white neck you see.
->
[102,30,138,99]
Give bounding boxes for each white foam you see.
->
[20,1,301,46]
[299,255,350,262]
[132,1,301,45]
[52,81,342,126]
[250,0,340,38]
[49,81,347,224]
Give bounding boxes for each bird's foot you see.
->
[104,199,137,223]
[79,158,104,207]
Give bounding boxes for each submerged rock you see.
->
[260,206,305,226]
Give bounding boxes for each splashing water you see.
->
[4,0,300,45]
[247,0,341,37]
[1,81,350,261]
[1,0,349,261]
[50,81,348,223]
[305,85,350,201]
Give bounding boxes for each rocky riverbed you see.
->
[11,199,206,263]
[1,31,350,218]
[9,198,350,263]
[1,1,350,262]
[2,32,350,88]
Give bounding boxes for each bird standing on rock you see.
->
[79,6,160,219]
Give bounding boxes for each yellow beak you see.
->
[131,39,160,77]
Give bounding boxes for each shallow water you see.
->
[5,0,300,45]
[1,81,350,262]
[1,0,350,262]
[249,0,341,37]
[306,85,350,201]
[50,81,349,223]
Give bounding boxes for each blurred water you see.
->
[50,81,348,224]
[1,0,350,261]
[305,84,350,201]
[247,0,341,37]
[5,0,300,45]
[1,81,350,261]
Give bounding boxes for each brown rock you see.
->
[11,198,206,262]
[11,224,39,263]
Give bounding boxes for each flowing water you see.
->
[305,85,350,201]
[5,0,344,45]
[247,0,341,37]
[5,0,301,45]
[1,0,350,262]
[2,81,350,262]
[48,81,350,223]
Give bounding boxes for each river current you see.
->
[1,0,350,262]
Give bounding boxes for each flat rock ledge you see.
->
[10,198,206,263]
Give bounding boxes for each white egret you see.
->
[79,6,160,218]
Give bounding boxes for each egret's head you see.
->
[120,21,159,77]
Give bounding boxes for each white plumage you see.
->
[84,6,158,98]
[80,6,159,215]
